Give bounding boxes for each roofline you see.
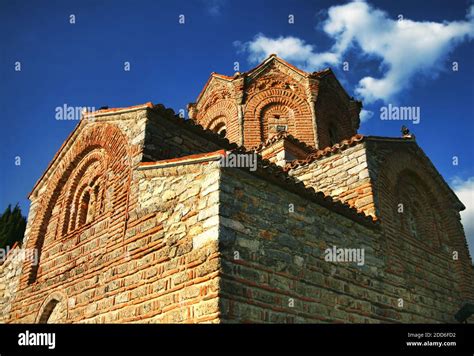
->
[285,134,366,170]
[192,54,332,107]
[253,131,315,153]
[246,54,309,78]
[150,105,377,227]
[28,102,153,199]
[193,73,236,106]
[364,136,465,211]
[83,102,153,118]
[138,150,226,169]
[285,134,464,210]
[28,101,378,228]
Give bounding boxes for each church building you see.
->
[1,55,472,323]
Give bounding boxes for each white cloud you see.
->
[235,0,474,103]
[359,109,374,123]
[452,177,474,259]
[235,35,338,71]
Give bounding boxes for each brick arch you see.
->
[22,123,130,286]
[375,148,465,298]
[197,99,238,142]
[36,291,68,323]
[391,170,442,247]
[68,162,103,231]
[243,89,313,147]
[60,150,107,236]
[376,150,454,250]
[206,115,227,135]
[376,150,451,234]
[259,102,295,141]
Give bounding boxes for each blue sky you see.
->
[0,0,473,254]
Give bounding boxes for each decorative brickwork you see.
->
[0,58,472,324]
[365,139,474,305]
[3,106,224,323]
[218,166,468,323]
[189,55,362,152]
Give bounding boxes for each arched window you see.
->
[38,299,60,324]
[72,179,103,229]
[36,292,68,323]
[259,103,294,140]
[395,173,441,246]
[78,189,91,227]
[405,204,419,239]
[213,122,226,138]
[207,116,227,138]
[63,159,106,233]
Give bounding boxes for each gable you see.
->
[194,75,235,112]
[365,137,464,211]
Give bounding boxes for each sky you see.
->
[0,0,473,255]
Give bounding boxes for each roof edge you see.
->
[150,105,377,227]
[28,102,153,199]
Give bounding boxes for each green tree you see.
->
[0,204,27,250]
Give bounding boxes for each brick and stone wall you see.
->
[2,115,472,323]
[288,139,376,217]
[0,246,24,323]
[364,138,474,306]
[189,56,363,153]
[1,57,472,324]
[3,106,223,323]
[217,166,467,323]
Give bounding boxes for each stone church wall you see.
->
[0,246,24,323]
[364,139,474,307]
[2,101,471,324]
[217,167,466,323]
[4,108,223,323]
[289,141,376,217]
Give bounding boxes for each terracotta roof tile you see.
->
[211,73,234,80]
[192,54,332,107]
[83,102,153,116]
[284,134,365,171]
[151,104,377,227]
[248,54,309,77]
[139,150,226,167]
[252,131,315,153]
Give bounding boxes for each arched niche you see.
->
[24,123,130,286]
[36,291,68,324]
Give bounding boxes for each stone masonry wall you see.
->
[144,108,223,162]
[364,139,474,306]
[0,246,24,323]
[4,107,223,323]
[110,160,221,323]
[217,167,465,323]
[3,100,471,324]
[288,142,376,217]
